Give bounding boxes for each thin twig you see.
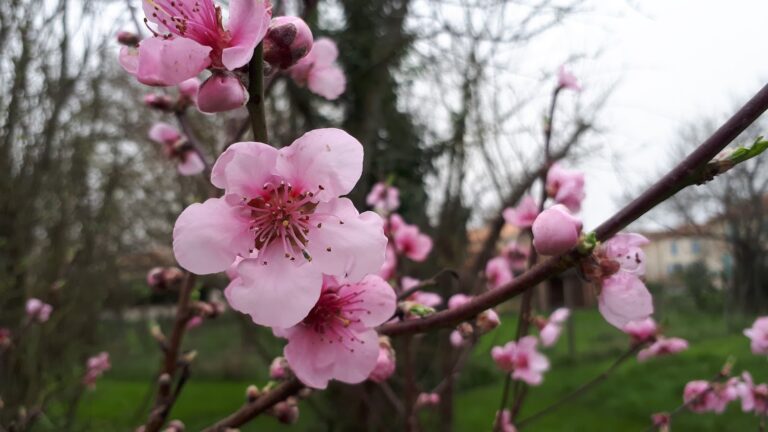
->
[247,43,268,143]
[379,82,768,338]
[516,343,643,428]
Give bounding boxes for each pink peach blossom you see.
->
[174,129,387,328]
[557,65,581,91]
[197,72,249,113]
[637,337,688,362]
[448,293,472,310]
[622,317,658,343]
[263,16,313,69]
[394,224,433,262]
[178,77,200,102]
[148,122,205,175]
[83,352,111,389]
[495,409,517,432]
[403,277,442,308]
[185,315,203,330]
[368,337,396,383]
[546,164,585,212]
[501,242,529,271]
[601,233,650,277]
[288,38,346,100]
[539,308,570,347]
[386,213,405,235]
[491,336,549,385]
[377,245,397,280]
[26,298,52,323]
[276,275,396,389]
[415,392,440,408]
[503,195,539,228]
[121,0,270,86]
[684,380,737,414]
[485,256,513,290]
[450,330,467,347]
[598,273,654,329]
[735,372,768,414]
[531,204,582,256]
[744,316,768,355]
[366,182,400,214]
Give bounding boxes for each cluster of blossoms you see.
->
[622,318,688,362]
[172,129,395,389]
[141,77,200,112]
[120,0,346,114]
[148,122,206,176]
[26,298,53,323]
[83,352,111,389]
[146,266,184,291]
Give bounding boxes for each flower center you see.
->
[248,182,317,261]
[302,289,368,351]
[144,0,232,66]
[515,353,529,370]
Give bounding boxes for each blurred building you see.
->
[641,221,732,286]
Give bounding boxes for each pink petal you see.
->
[210,141,279,196]
[136,37,211,86]
[148,122,181,144]
[172,197,252,274]
[197,73,249,113]
[305,198,387,282]
[550,308,570,324]
[329,329,380,385]
[308,65,346,100]
[283,326,337,389]
[276,129,363,200]
[221,0,271,70]
[341,275,396,328]
[177,151,206,176]
[598,273,654,329]
[229,246,322,327]
[118,46,139,74]
[311,38,339,67]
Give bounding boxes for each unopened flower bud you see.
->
[368,338,396,383]
[0,328,12,349]
[117,31,140,47]
[272,398,299,424]
[246,385,261,402]
[415,392,440,409]
[163,420,185,432]
[177,78,200,103]
[532,204,582,256]
[181,350,198,364]
[263,16,313,69]
[457,322,473,338]
[298,388,312,398]
[149,323,166,344]
[197,73,248,113]
[269,357,290,380]
[476,309,500,333]
[651,413,670,432]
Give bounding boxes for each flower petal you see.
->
[306,198,387,282]
[177,151,206,176]
[230,245,322,327]
[311,38,339,67]
[276,129,363,200]
[329,328,380,385]
[283,326,336,389]
[148,122,181,144]
[598,273,654,329]
[136,37,211,86]
[172,197,252,274]
[341,275,396,328]
[210,141,279,195]
[222,0,271,70]
[308,65,346,100]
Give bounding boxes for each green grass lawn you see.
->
[75,308,768,431]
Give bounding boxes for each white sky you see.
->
[542,0,768,229]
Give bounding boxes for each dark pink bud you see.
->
[272,398,299,424]
[263,16,314,69]
[117,31,140,47]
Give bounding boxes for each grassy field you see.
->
[75,308,767,431]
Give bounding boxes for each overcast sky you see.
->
[529,0,768,230]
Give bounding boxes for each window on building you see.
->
[667,263,683,275]
[670,241,678,255]
[691,240,701,254]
